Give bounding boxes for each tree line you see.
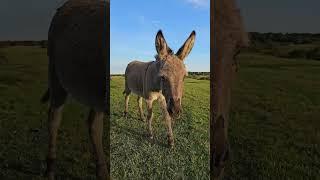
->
[1,33,320,47]
[0,40,47,48]
[248,32,320,60]
[249,32,320,44]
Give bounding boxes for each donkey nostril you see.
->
[169,98,174,105]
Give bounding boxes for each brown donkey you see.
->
[41,0,109,179]
[211,0,249,179]
[123,30,196,147]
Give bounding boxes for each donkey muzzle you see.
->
[168,98,182,119]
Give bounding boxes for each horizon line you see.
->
[1,31,320,41]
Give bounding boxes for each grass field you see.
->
[225,53,320,179]
[0,46,107,179]
[110,76,210,179]
[0,46,319,179]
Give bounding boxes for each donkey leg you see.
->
[46,105,64,180]
[46,59,67,179]
[87,109,107,180]
[146,99,154,139]
[158,95,174,147]
[123,93,130,118]
[137,96,145,121]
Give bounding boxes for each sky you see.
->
[0,0,67,40]
[237,0,320,33]
[110,0,210,74]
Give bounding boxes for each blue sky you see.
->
[110,0,210,74]
[1,0,318,73]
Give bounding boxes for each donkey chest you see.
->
[144,91,163,101]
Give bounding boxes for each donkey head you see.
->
[155,30,196,119]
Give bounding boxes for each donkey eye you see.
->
[161,76,166,81]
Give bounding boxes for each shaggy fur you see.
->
[211,0,249,179]
[42,0,109,179]
[124,30,195,147]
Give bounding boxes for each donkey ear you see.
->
[176,31,196,61]
[155,30,173,58]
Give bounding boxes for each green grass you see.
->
[110,76,210,179]
[225,53,320,179]
[0,46,105,179]
[0,46,319,179]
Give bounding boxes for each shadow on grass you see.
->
[111,116,168,148]
[1,153,95,179]
[1,161,42,176]
[185,81,199,84]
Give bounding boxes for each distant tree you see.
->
[40,40,48,48]
[10,41,16,46]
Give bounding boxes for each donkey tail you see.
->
[123,64,133,96]
[40,88,50,103]
[123,81,130,95]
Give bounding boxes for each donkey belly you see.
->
[49,0,108,111]
[54,51,107,112]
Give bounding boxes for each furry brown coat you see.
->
[211,0,249,179]
[42,0,109,179]
[124,30,195,147]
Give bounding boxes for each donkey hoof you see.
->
[168,137,174,148]
[95,163,107,180]
[148,135,155,144]
[45,171,55,180]
[149,135,154,140]
[123,112,128,118]
[96,167,107,180]
[45,157,56,179]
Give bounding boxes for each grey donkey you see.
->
[123,30,196,147]
[41,0,109,179]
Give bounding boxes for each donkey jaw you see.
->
[167,107,181,119]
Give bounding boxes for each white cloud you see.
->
[186,0,209,8]
[151,20,161,28]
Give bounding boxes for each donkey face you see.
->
[155,30,196,118]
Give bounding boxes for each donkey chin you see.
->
[167,104,182,119]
